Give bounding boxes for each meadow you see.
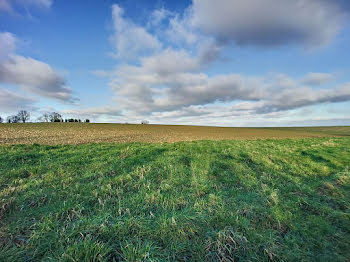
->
[0,124,349,261]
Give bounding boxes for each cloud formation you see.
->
[112,4,161,60]
[0,55,73,101]
[191,0,346,47]
[0,89,37,113]
[231,83,350,114]
[111,58,350,115]
[90,2,350,125]
[302,73,334,86]
[0,32,75,102]
[0,32,15,61]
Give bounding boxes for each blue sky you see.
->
[0,0,350,126]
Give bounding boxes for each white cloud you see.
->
[0,55,74,101]
[0,32,75,102]
[0,32,15,61]
[110,50,350,115]
[91,3,350,125]
[232,82,350,114]
[191,0,346,47]
[0,89,37,113]
[112,4,162,60]
[302,73,334,86]
[141,48,201,75]
[149,8,172,27]
[166,12,199,45]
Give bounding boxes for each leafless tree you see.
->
[17,110,30,123]
[141,120,150,124]
[38,113,50,122]
[0,116,3,123]
[6,115,19,123]
[49,112,63,122]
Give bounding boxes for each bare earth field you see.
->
[0,123,349,145]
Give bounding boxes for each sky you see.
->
[0,0,350,127]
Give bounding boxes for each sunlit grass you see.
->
[1,137,349,261]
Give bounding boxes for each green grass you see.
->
[1,138,350,261]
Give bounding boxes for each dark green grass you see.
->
[1,138,349,261]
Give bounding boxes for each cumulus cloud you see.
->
[111,51,350,115]
[112,4,161,60]
[191,0,346,47]
[0,89,37,113]
[103,3,350,115]
[232,82,350,114]
[0,55,74,102]
[148,82,350,126]
[92,3,350,125]
[302,73,334,86]
[149,8,173,27]
[141,48,202,75]
[166,12,199,46]
[0,32,75,102]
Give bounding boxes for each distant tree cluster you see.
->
[65,118,81,122]
[4,110,30,123]
[64,118,90,123]
[37,112,63,122]
[0,110,91,124]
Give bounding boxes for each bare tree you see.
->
[141,120,150,124]
[7,115,19,123]
[17,110,30,123]
[0,116,3,123]
[49,112,63,122]
[38,113,50,122]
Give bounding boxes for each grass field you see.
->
[1,123,350,145]
[0,124,350,261]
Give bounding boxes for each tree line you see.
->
[0,110,90,123]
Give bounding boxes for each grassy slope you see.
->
[0,138,350,261]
